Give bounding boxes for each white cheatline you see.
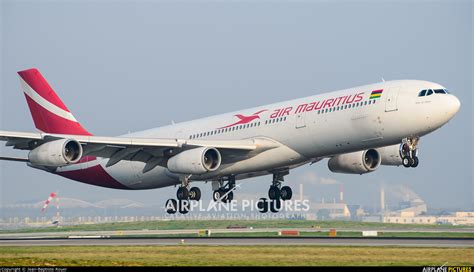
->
[19,76,78,122]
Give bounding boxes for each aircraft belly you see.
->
[197,144,308,179]
[104,160,180,189]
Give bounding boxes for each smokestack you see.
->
[339,184,344,203]
[380,185,385,212]
[299,183,303,201]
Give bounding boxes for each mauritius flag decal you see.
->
[370,89,383,99]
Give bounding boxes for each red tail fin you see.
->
[17,68,92,136]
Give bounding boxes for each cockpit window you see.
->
[419,88,449,97]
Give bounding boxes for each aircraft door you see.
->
[385,87,400,112]
[295,112,306,128]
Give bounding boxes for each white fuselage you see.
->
[55,79,460,189]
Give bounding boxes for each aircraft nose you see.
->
[447,94,461,117]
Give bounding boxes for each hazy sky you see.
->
[0,0,472,211]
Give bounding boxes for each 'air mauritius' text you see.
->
[270,92,365,118]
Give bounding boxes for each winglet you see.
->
[17,68,92,136]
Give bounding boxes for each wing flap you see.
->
[0,156,29,162]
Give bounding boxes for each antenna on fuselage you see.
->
[381,77,385,82]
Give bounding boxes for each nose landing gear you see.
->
[400,137,419,168]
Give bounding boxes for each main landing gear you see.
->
[400,137,420,168]
[212,175,236,203]
[257,170,293,213]
[165,176,201,215]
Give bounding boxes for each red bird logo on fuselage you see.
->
[218,110,267,129]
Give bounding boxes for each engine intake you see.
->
[28,139,83,167]
[167,147,221,175]
[328,149,381,174]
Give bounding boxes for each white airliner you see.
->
[0,68,460,213]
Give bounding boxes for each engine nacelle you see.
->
[167,147,221,175]
[328,149,381,174]
[28,139,83,167]
[377,144,403,166]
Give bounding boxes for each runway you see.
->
[2,227,473,239]
[1,237,473,247]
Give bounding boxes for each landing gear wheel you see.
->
[165,199,178,214]
[177,187,189,200]
[268,186,281,200]
[280,186,292,200]
[213,189,225,202]
[257,198,269,213]
[224,191,234,202]
[178,200,190,214]
[400,137,420,169]
[411,156,419,168]
[402,157,413,168]
[189,187,201,201]
[269,199,282,213]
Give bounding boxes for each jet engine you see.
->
[376,144,403,166]
[328,149,381,174]
[167,147,221,175]
[28,139,83,167]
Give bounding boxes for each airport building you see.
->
[382,211,474,226]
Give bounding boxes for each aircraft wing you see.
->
[0,130,279,171]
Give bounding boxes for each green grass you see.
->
[1,219,467,234]
[0,245,472,266]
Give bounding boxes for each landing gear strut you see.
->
[400,137,420,168]
[212,175,235,203]
[165,175,201,214]
[258,170,292,213]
